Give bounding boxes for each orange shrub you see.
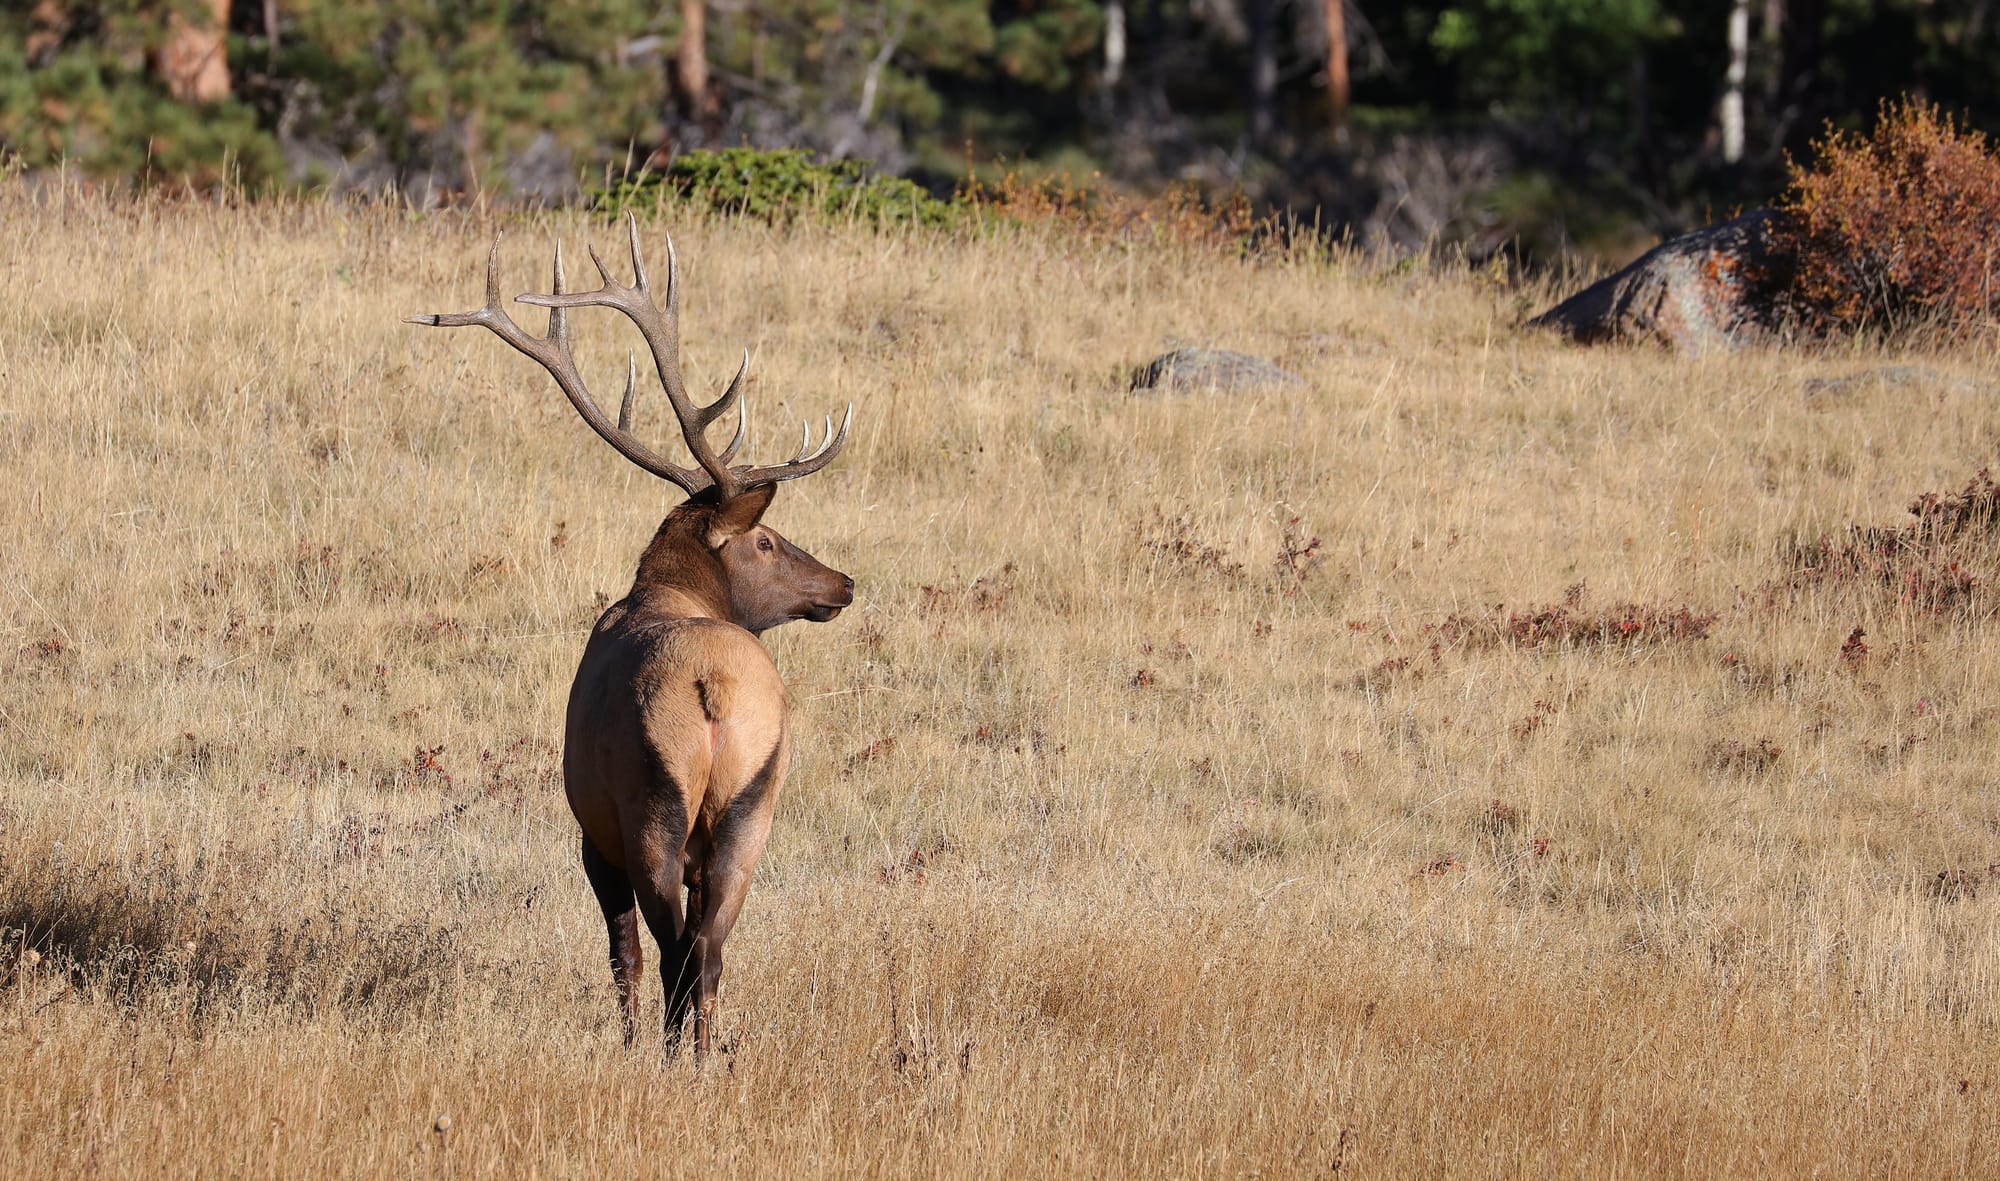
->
[1776,98,2000,336]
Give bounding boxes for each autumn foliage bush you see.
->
[1783,468,2000,616]
[1776,99,2000,337]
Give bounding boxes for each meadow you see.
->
[1,180,1997,1177]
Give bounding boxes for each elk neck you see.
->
[626,503,737,625]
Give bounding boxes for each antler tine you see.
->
[796,416,839,464]
[663,225,679,313]
[731,402,853,489]
[404,237,513,333]
[626,211,651,294]
[618,351,637,432]
[548,241,570,347]
[484,236,504,309]
[698,349,748,429]
[717,400,748,465]
[584,241,618,288]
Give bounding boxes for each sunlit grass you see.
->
[2,181,1997,1177]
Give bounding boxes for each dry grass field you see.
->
[2,178,1999,1178]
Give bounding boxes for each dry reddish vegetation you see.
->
[1783,468,2000,615]
[1434,582,1719,650]
[1777,98,2000,337]
[1,186,1998,1178]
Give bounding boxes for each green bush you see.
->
[597,148,957,228]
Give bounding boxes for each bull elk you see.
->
[408,215,854,1054]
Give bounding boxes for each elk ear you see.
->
[705,482,777,549]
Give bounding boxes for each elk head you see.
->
[708,484,854,631]
[405,214,854,633]
[629,481,854,635]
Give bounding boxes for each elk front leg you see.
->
[580,836,642,1047]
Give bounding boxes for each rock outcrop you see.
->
[1530,210,1792,353]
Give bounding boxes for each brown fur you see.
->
[569,484,852,1053]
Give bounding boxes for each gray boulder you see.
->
[1131,348,1304,394]
[1529,209,1792,353]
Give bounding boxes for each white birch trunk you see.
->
[1722,0,1750,163]
[1105,0,1127,90]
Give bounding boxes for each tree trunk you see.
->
[155,0,233,104]
[673,0,717,123]
[1247,0,1277,148]
[1323,0,1348,144]
[1104,0,1127,91]
[855,7,908,129]
[1721,0,1749,163]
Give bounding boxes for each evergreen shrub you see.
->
[597,148,956,227]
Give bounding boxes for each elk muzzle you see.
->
[805,571,856,622]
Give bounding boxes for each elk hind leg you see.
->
[689,776,781,1056]
[688,851,763,1057]
[580,835,642,1047]
[625,823,697,1055]
[661,878,703,1050]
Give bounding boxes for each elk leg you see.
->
[686,740,785,1057]
[580,835,642,1047]
[626,829,693,1055]
[661,879,704,1049]
[688,835,768,1056]
[688,867,755,1057]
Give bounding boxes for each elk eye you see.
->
[756,535,774,552]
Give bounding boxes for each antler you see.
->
[405,213,851,500]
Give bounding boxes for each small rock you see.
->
[1801,366,1995,404]
[1130,348,1304,394]
[1529,209,1791,353]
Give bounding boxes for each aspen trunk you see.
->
[1721,0,1749,163]
[1104,0,1127,90]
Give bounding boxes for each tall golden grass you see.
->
[2,180,1997,1177]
